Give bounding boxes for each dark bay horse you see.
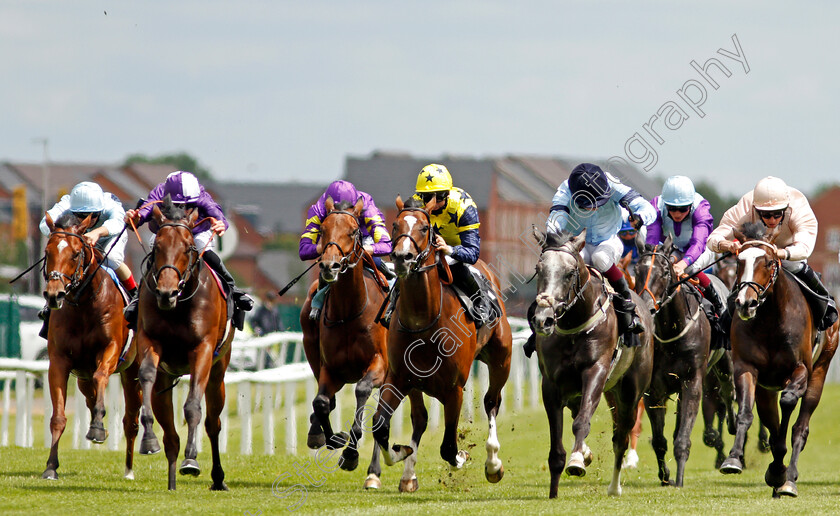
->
[634,238,711,487]
[372,196,512,492]
[41,212,150,480]
[531,228,653,497]
[299,197,390,489]
[719,223,839,498]
[136,197,234,491]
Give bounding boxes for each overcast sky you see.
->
[2,1,837,196]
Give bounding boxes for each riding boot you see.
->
[702,284,727,331]
[374,256,396,281]
[523,300,537,358]
[452,262,499,329]
[378,284,400,328]
[309,277,329,321]
[38,305,50,340]
[123,287,140,331]
[609,276,644,336]
[794,263,839,331]
[203,250,253,330]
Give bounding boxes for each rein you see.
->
[144,222,202,301]
[317,209,370,326]
[638,246,682,315]
[733,241,780,306]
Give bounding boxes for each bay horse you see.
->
[634,237,711,487]
[530,228,653,497]
[135,197,234,491]
[299,197,390,489]
[41,212,151,480]
[372,196,512,492]
[719,223,839,498]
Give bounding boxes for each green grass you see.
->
[2,384,840,515]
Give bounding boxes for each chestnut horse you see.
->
[531,228,653,497]
[372,196,512,492]
[299,197,390,489]
[135,197,234,491]
[634,238,711,487]
[40,212,149,481]
[719,223,838,498]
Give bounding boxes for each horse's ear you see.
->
[733,228,746,243]
[152,203,165,226]
[78,213,94,233]
[395,195,404,211]
[45,212,55,232]
[187,207,199,227]
[635,233,646,254]
[325,196,335,213]
[531,225,546,249]
[572,230,586,252]
[663,234,673,250]
[423,196,436,212]
[353,196,364,218]
[619,251,632,269]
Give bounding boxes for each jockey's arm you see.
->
[299,206,323,261]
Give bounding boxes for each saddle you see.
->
[204,263,235,326]
[446,261,502,327]
[784,269,833,331]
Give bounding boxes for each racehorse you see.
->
[372,196,512,492]
[719,222,839,498]
[41,212,150,480]
[531,228,653,497]
[135,196,234,491]
[299,197,390,489]
[634,237,711,487]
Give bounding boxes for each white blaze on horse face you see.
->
[737,247,765,305]
[57,239,68,252]
[399,216,418,253]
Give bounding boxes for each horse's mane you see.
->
[55,212,81,229]
[333,200,355,211]
[161,196,187,222]
[403,197,425,209]
[740,222,767,241]
[543,231,574,249]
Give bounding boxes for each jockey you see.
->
[300,180,393,321]
[707,176,838,331]
[380,163,497,327]
[645,175,727,326]
[618,210,643,266]
[524,163,657,357]
[123,171,254,330]
[37,181,138,339]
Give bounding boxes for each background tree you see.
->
[122,152,213,181]
[694,180,739,224]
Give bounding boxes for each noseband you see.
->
[537,243,596,319]
[734,241,780,307]
[145,222,201,299]
[320,210,364,273]
[638,246,682,315]
[392,207,438,274]
[43,231,96,297]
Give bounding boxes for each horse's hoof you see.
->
[86,426,108,444]
[622,449,639,469]
[776,481,797,497]
[449,450,469,470]
[140,437,161,455]
[41,469,58,480]
[566,452,587,477]
[307,432,326,450]
[582,445,593,467]
[340,451,359,472]
[758,439,771,454]
[485,464,504,483]
[124,468,135,480]
[719,458,743,474]
[764,463,786,488]
[703,430,719,448]
[210,481,230,491]
[399,476,419,493]
[364,474,381,490]
[179,459,201,477]
[326,432,349,450]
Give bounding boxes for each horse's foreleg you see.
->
[312,371,346,450]
[372,379,407,467]
[137,342,162,455]
[399,390,428,493]
[482,345,510,484]
[720,367,756,474]
[204,358,229,491]
[701,373,726,468]
[645,391,670,485]
[673,372,704,487]
[440,386,467,470]
[42,359,70,480]
[342,362,385,475]
[151,374,179,491]
[753,387,786,492]
[541,378,566,499]
[605,387,639,497]
[567,365,607,477]
[85,354,116,444]
[181,345,213,476]
[120,362,143,480]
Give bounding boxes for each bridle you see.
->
[638,245,683,315]
[391,207,440,275]
[43,231,99,302]
[320,209,364,274]
[144,222,201,300]
[537,243,594,319]
[733,240,780,307]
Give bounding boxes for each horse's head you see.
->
[390,195,437,278]
[149,195,200,310]
[634,236,677,313]
[531,226,587,336]
[42,212,95,309]
[732,222,780,320]
[317,196,364,282]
